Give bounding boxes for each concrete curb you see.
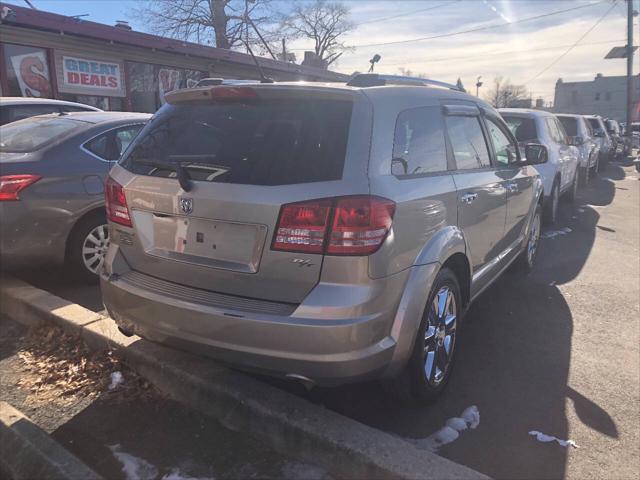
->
[0,402,103,480]
[0,276,490,480]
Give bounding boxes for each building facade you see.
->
[553,73,640,122]
[0,3,348,112]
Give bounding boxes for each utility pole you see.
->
[475,76,483,97]
[626,0,634,154]
[282,38,286,62]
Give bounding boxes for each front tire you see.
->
[515,204,542,274]
[66,214,109,283]
[580,165,590,186]
[384,268,461,404]
[565,171,578,203]
[544,181,559,225]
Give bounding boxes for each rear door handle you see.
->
[460,192,478,204]
[506,182,518,193]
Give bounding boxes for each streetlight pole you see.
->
[626,0,634,154]
[475,76,483,97]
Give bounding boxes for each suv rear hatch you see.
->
[110,85,374,304]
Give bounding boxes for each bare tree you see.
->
[133,0,279,52]
[397,67,428,79]
[282,0,354,66]
[484,76,529,108]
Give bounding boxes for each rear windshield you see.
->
[502,116,538,142]
[557,116,578,137]
[0,116,81,153]
[121,99,353,186]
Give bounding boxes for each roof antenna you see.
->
[241,39,274,84]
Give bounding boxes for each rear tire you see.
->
[66,213,109,284]
[384,268,461,405]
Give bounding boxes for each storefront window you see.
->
[128,61,205,113]
[2,43,53,98]
[58,93,123,111]
[128,62,157,113]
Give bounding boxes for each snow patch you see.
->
[461,405,480,429]
[108,371,124,391]
[541,227,572,239]
[528,431,579,449]
[161,468,214,480]
[414,406,480,452]
[108,444,158,480]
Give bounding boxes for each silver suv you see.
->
[101,75,544,402]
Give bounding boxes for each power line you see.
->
[382,38,626,68]
[347,0,610,48]
[354,1,460,27]
[524,0,619,84]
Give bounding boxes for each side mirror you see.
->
[569,136,584,146]
[593,130,604,138]
[524,143,548,165]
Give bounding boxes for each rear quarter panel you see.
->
[364,89,459,278]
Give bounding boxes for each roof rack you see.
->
[346,73,463,91]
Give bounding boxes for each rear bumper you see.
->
[0,203,67,270]
[101,249,438,386]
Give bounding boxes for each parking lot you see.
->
[8,161,639,480]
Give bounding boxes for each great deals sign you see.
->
[62,56,121,92]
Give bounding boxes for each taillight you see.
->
[0,175,41,201]
[272,196,395,256]
[272,199,332,254]
[105,176,132,227]
[328,196,395,255]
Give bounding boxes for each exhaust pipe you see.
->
[285,373,315,391]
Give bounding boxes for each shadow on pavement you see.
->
[292,165,623,479]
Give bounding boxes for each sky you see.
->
[24,0,640,102]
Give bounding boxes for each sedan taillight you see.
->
[0,175,41,201]
[272,196,395,256]
[105,176,132,227]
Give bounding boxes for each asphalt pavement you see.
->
[6,161,639,480]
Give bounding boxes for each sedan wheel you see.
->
[423,286,457,387]
[82,224,110,274]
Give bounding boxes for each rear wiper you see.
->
[135,159,192,192]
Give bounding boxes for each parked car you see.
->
[0,97,102,125]
[0,111,151,281]
[500,109,579,224]
[585,115,613,164]
[604,119,622,157]
[101,75,545,403]
[556,113,600,184]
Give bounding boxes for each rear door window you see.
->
[445,116,491,170]
[121,99,353,186]
[392,106,447,176]
[85,125,143,161]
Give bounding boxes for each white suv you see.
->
[501,109,579,224]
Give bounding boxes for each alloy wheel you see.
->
[424,286,457,387]
[82,224,109,274]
